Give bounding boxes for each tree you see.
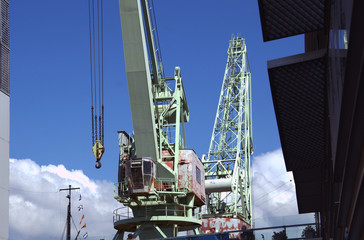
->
[272,229,287,240]
[301,225,316,238]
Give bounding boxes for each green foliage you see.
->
[301,225,316,238]
[272,229,287,240]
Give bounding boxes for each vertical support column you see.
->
[174,67,182,185]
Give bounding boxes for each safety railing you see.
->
[154,178,175,191]
[113,206,133,222]
[160,223,320,240]
[114,177,178,197]
[114,182,129,198]
[113,204,201,223]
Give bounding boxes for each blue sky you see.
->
[9,0,304,183]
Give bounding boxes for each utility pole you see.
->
[60,185,80,240]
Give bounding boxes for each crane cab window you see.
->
[131,162,143,189]
[196,167,201,184]
[143,161,151,174]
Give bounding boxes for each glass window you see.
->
[196,167,201,184]
[143,161,151,175]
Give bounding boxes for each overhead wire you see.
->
[254,184,295,207]
[254,180,293,202]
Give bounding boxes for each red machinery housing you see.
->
[162,149,206,206]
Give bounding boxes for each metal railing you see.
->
[113,204,201,223]
[160,223,319,240]
[113,206,133,222]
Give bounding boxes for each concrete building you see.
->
[0,0,9,239]
[258,0,364,239]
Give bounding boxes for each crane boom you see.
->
[118,0,158,161]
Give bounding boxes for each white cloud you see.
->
[251,149,314,228]
[9,151,314,239]
[9,158,120,240]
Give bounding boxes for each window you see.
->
[143,161,151,175]
[196,167,201,184]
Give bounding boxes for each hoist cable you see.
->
[101,0,104,145]
[97,0,101,142]
[88,0,105,167]
[97,0,101,118]
[92,0,97,113]
[88,0,95,145]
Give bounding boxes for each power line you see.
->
[254,184,295,207]
[254,180,293,202]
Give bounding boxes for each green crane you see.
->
[202,37,253,232]
[113,0,206,239]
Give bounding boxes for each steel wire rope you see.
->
[101,0,104,145]
[88,0,95,145]
[60,221,67,240]
[92,0,98,142]
[71,215,79,239]
[149,0,164,78]
[97,0,101,142]
[88,0,104,150]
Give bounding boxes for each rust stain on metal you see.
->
[201,217,250,237]
[160,150,206,205]
[178,150,206,206]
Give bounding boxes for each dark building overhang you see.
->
[258,0,328,42]
[258,0,364,237]
[267,49,327,213]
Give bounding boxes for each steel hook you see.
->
[95,160,102,169]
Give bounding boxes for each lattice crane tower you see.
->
[202,37,253,232]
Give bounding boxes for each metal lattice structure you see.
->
[203,37,253,228]
[0,0,9,96]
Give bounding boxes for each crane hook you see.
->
[95,160,102,169]
[92,140,105,169]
